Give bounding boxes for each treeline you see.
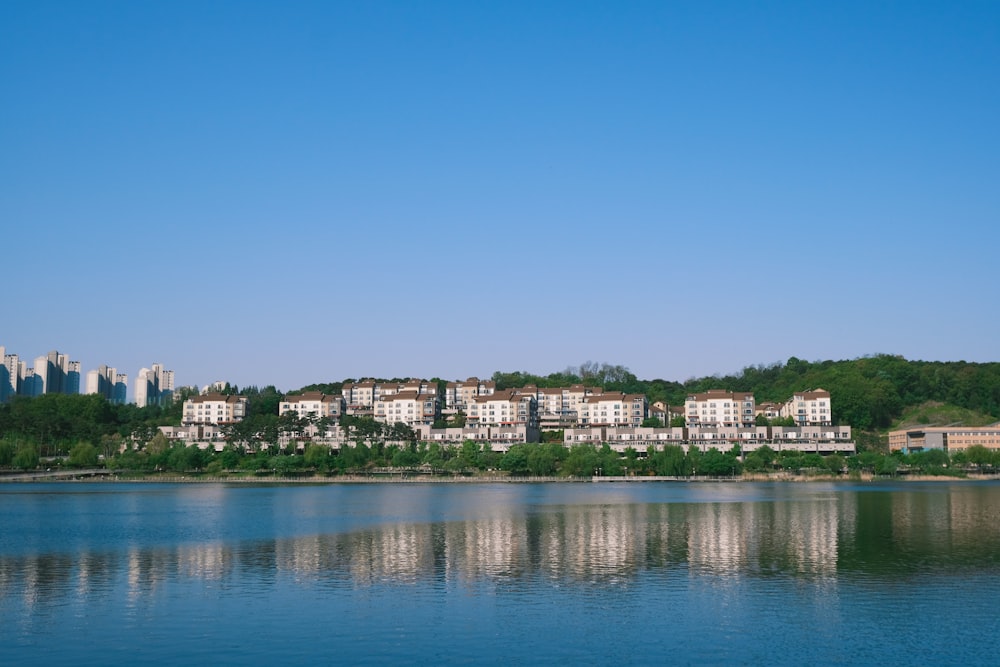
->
[492,356,1000,430]
[6,436,996,481]
[0,391,193,457]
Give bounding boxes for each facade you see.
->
[444,377,496,413]
[755,402,784,421]
[182,393,248,425]
[888,425,1000,453]
[85,365,128,404]
[468,390,537,426]
[567,426,687,450]
[566,425,855,455]
[135,363,175,407]
[578,392,648,427]
[344,379,440,416]
[780,389,832,426]
[373,390,439,427]
[0,346,21,402]
[686,390,755,428]
[22,350,80,397]
[279,392,343,421]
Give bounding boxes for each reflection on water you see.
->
[4,482,1000,609]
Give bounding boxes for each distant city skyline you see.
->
[3,2,997,393]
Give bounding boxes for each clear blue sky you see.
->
[2,1,998,394]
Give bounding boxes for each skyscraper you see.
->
[135,363,175,407]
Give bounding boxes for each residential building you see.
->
[567,426,687,451]
[888,425,1000,453]
[135,363,175,407]
[767,426,855,454]
[564,424,855,455]
[780,389,832,426]
[279,392,343,421]
[85,365,128,404]
[755,402,784,421]
[374,390,438,427]
[182,393,248,425]
[468,390,536,426]
[27,350,80,396]
[686,425,770,448]
[0,346,20,402]
[579,392,647,427]
[443,377,495,413]
[342,380,377,412]
[686,390,755,428]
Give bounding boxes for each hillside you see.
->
[890,401,999,431]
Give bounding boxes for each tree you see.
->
[13,445,39,471]
[500,445,530,475]
[824,454,846,475]
[68,442,99,468]
[0,439,15,466]
[304,444,331,471]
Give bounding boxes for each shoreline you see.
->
[4,471,999,484]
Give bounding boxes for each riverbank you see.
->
[4,470,1000,483]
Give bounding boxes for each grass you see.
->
[890,401,998,431]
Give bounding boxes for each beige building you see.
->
[468,390,538,428]
[888,425,1000,453]
[567,426,687,451]
[444,378,496,412]
[578,392,647,427]
[374,390,438,427]
[342,380,377,412]
[183,393,248,425]
[780,389,832,426]
[565,424,854,455]
[344,379,439,416]
[755,402,784,421]
[279,392,343,421]
[686,390,755,428]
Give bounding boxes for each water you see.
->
[2,480,1000,665]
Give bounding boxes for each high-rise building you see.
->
[0,346,17,402]
[85,365,128,405]
[29,350,80,396]
[135,363,175,407]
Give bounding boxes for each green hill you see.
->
[891,401,999,431]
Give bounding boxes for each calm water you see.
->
[2,480,1000,666]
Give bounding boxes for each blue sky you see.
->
[2,1,998,394]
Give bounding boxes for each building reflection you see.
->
[4,485,1000,609]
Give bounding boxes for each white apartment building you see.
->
[780,389,832,426]
[566,426,687,450]
[343,380,377,411]
[468,390,538,428]
[85,365,128,404]
[183,393,248,425]
[755,402,784,421]
[766,426,855,454]
[374,390,438,427]
[279,392,343,421]
[344,379,439,415]
[136,363,175,407]
[686,390,755,428]
[578,393,647,427]
[444,377,496,412]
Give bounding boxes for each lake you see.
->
[2,480,1000,665]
